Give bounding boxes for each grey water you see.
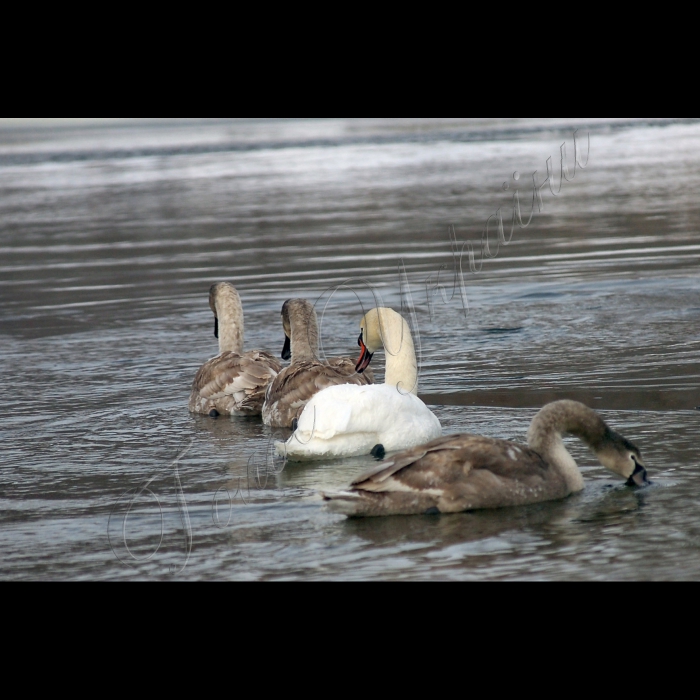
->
[1,117,698,580]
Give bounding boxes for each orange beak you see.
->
[355,332,373,373]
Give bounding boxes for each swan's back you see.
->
[262,360,373,428]
[323,433,568,516]
[285,383,440,460]
[190,350,282,416]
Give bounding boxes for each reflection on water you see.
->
[1,118,699,580]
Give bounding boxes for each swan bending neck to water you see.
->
[189,283,281,417]
[525,400,647,493]
[322,400,649,516]
[280,307,441,460]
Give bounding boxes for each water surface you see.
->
[1,118,698,580]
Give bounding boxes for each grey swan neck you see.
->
[526,400,611,493]
[289,304,320,363]
[214,286,244,355]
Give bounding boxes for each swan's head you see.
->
[280,299,293,360]
[596,432,650,487]
[356,307,404,373]
[356,308,385,372]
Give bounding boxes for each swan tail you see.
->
[321,490,366,516]
[321,489,438,517]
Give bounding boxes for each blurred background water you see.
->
[0,117,698,580]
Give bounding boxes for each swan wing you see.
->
[190,351,281,414]
[345,434,560,514]
[326,356,375,384]
[263,360,373,428]
[350,434,465,488]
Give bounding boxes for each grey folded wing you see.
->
[262,358,374,427]
[190,350,282,415]
[349,434,563,512]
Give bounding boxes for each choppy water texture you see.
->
[1,117,698,580]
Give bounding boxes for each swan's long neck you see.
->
[214,289,244,354]
[382,315,418,395]
[290,307,319,362]
[526,400,611,492]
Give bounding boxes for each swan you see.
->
[322,399,650,516]
[278,307,442,460]
[189,283,282,417]
[262,298,374,428]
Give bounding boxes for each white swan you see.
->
[322,400,650,517]
[278,307,442,460]
[262,298,374,428]
[189,283,282,417]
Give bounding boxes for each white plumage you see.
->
[280,383,442,460]
[277,308,442,461]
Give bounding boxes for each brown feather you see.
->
[331,433,567,516]
[189,350,282,416]
[262,359,374,428]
